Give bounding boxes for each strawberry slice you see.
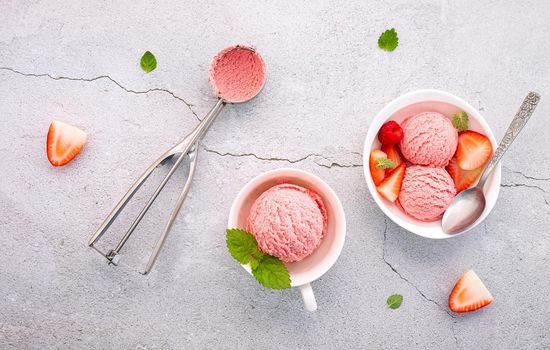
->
[369,149,388,185]
[456,130,492,170]
[449,270,493,313]
[376,163,406,202]
[46,120,87,166]
[381,143,405,175]
[446,157,483,193]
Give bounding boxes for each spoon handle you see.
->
[480,91,541,186]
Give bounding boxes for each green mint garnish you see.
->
[376,157,397,169]
[387,294,403,309]
[252,255,291,290]
[250,250,264,270]
[140,51,157,72]
[378,28,399,52]
[226,228,259,264]
[226,228,291,290]
[452,112,469,131]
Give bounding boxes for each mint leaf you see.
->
[251,255,291,290]
[140,51,157,72]
[252,250,264,260]
[250,250,264,270]
[387,294,403,309]
[376,157,397,169]
[249,257,261,270]
[452,112,469,131]
[226,228,258,264]
[378,28,398,52]
[226,229,291,289]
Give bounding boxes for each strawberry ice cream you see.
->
[399,112,458,167]
[246,184,327,263]
[209,45,266,103]
[398,165,456,221]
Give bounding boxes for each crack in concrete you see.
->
[506,168,550,182]
[203,147,363,169]
[203,147,320,163]
[2,66,368,170]
[317,161,363,169]
[381,217,456,319]
[0,66,200,121]
[450,321,460,349]
[501,183,548,205]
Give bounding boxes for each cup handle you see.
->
[299,283,317,312]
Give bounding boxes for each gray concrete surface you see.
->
[1,1,549,349]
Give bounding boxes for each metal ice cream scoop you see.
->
[88,45,266,274]
[442,92,540,234]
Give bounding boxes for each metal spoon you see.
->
[442,92,541,234]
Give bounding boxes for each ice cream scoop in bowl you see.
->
[228,168,346,311]
[363,89,502,239]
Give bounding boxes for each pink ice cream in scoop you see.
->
[209,45,266,103]
[399,112,458,167]
[398,165,456,221]
[246,184,327,263]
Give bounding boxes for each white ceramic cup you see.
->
[363,89,501,239]
[227,168,346,311]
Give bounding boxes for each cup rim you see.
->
[227,168,346,286]
[362,89,502,239]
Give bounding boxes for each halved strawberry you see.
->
[381,143,405,175]
[46,120,87,166]
[376,163,406,202]
[446,157,483,193]
[456,131,492,170]
[449,270,493,313]
[369,149,388,185]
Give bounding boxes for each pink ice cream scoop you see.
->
[398,165,456,221]
[399,112,458,167]
[209,45,266,103]
[247,184,327,263]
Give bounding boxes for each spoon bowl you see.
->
[442,187,486,234]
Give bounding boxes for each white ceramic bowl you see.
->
[363,89,501,239]
[228,168,346,311]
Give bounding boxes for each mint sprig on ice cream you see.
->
[226,228,291,289]
[452,111,469,131]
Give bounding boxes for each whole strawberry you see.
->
[378,121,404,145]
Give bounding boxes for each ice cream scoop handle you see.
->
[299,283,317,312]
[142,145,198,275]
[480,91,540,186]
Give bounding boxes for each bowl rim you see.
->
[227,168,346,286]
[362,89,501,239]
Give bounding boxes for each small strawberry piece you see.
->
[46,120,87,166]
[449,270,493,313]
[378,120,404,145]
[446,157,484,193]
[376,163,406,202]
[381,143,405,175]
[369,149,388,185]
[456,130,492,170]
